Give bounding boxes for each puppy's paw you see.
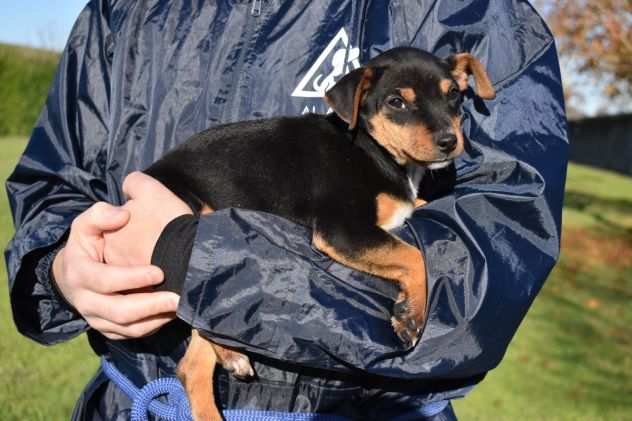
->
[391,292,425,348]
[220,352,255,380]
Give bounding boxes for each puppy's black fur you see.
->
[145,47,495,345]
[148,113,408,248]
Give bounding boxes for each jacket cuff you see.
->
[151,214,199,294]
[39,243,77,313]
[12,243,90,345]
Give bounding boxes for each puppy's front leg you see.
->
[313,224,427,347]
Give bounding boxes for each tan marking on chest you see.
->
[376,193,414,230]
[414,198,427,208]
[200,204,214,215]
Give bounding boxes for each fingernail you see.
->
[148,267,164,283]
[106,207,124,217]
[164,293,180,311]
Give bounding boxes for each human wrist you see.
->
[48,245,77,310]
[51,246,64,286]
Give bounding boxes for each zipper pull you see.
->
[251,0,262,16]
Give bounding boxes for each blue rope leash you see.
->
[101,357,448,420]
[391,400,449,420]
[101,357,192,421]
[101,357,349,420]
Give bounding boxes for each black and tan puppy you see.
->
[145,47,495,421]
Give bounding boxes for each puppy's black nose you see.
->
[436,134,457,154]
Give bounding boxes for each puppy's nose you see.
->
[436,134,457,154]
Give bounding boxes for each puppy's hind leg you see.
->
[214,345,255,380]
[177,330,223,421]
[176,330,255,421]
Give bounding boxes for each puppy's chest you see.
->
[376,193,414,230]
[375,168,422,230]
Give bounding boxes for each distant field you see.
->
[2,137,631,420]
[0,44,59,136]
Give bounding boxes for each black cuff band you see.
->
[45,243,78,311]
[151,214,199,294]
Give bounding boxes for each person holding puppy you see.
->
[6,0,568,419]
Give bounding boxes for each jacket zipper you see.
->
[225,0,262,121]
[251,0,262,16]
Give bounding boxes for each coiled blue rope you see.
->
[101,357,192,421]
[101,357,448,420]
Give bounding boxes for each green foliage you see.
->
[0,44,59,136]
[1,137,631,419]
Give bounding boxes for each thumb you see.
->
[73,202,130,236]
[123,171,164,200]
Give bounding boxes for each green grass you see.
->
[0,44,60,136]
[1,138,631,420]
[0,137,98,421]
[563,163,632,232]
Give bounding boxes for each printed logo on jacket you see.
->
[292,28,360,114]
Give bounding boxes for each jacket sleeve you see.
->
[176,5,568,380]
[4,0,112,345]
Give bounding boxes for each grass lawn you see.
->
[2,137,631,420]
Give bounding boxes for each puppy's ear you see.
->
[448,53,496,100]
[324,67,376,130]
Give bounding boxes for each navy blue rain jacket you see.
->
[5,0,568,419]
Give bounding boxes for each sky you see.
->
[0,1,621,117]
[0,1,88,51]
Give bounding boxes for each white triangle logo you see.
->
[291,28,361,98]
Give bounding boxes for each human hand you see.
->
[103,171,193,267]
[52,202,180,340]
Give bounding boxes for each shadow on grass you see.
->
[564,191,632,214]
[564,190,632,233]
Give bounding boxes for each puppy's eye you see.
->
[387,96,407,110]
[447,85,460,101]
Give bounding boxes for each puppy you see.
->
[146,47,495,421]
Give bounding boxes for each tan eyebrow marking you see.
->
[398,87,416,103]
[440,79,453,94]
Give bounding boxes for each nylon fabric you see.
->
[5,0,567,419]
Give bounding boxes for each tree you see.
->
[543,0,632,102]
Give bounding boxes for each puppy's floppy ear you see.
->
[324,67,376,130]
[448,53,496,100]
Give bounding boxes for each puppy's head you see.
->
[324,48,495,169]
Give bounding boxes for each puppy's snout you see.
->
[436,134,457,154]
